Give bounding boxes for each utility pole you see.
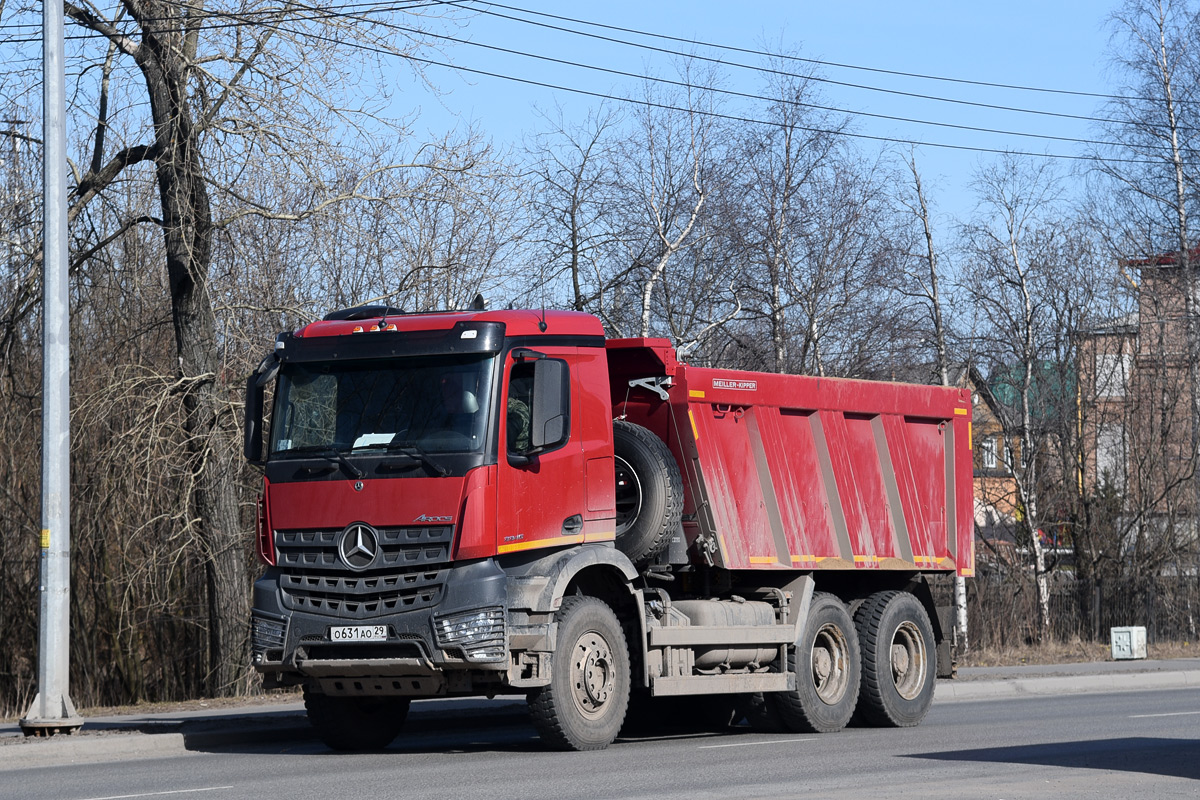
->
[20,0,83,736]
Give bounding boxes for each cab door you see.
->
[495,346,587,555]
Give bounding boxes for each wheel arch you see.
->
[904,575,944,645]
[502,545,646,693]
[503,544,640,614]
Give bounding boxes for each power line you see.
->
[0,0,1182,132]
[159,2,1200,137]
[401,54,1162,164]
[449,0,1189,124]
[0,1,1178,162]
[462,0,1133,102]
[406,25,1122,149]
[122,0,1115,146]
[0,0,445,31]
[259,1,1200,139]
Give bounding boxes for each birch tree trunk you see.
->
[905,156,968,653]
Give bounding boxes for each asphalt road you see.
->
[2,687,1197,800]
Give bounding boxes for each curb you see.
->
[0,699,532,771]
[0,731,191,770]
[935,669,1200,701]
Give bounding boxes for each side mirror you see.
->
[245,373,265,464]
[244,354,278,465]
[530,358,568,450]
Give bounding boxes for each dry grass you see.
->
[0,688,303,724]
[961,638,1196,667]
[77,688,304,719]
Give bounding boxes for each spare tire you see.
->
[612,420,683,565]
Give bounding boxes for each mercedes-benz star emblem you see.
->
[338,523,379,571]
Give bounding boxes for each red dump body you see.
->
[608,338,975,577]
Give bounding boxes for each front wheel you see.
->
[303,689,410,751]
[528,595,631,751]
[853,590,936,727]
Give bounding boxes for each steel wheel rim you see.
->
[570,629,616,719]
[890,620,927,700]
[810,623,850,705]
[613,456,642,536]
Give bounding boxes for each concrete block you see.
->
[1111,626,1147,660]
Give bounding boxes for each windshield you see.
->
[269,354,495,455]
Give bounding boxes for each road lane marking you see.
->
[698,738,815,749]
[1129,711,1200,718]
[77,787,233,800]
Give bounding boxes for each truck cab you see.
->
[247,306,620,674]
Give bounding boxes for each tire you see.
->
[769,592,861,733]
[529,595,632,751]
[303,688,410,751]
[612,420,683,565]
[853,590,936,728]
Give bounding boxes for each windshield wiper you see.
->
[277,445,364,479]
[354,441,450,477]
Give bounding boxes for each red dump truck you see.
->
[244,306,974,751]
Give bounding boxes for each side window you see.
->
[507,363,535,453]
[507,356,570,456]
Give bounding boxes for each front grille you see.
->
[275,526,452,570]
[276,525,452,620]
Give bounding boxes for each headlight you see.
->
[251,613,287,663]
[434,607,505,662]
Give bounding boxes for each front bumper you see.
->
[250,557,509,680]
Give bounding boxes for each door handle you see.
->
[561,514,583,536]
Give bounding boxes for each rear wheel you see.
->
[529,595,631,750]
[853,590,936,727]
[770,592,860,733]
[303,689,410,751]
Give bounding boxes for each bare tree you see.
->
[733,53,844,373]
[961,154,1075,641]
[0,0,480,694]
[523,105,623,312]
[889,151,970,650]
[611,65,722,340]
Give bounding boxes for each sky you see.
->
[402,1,1119,223]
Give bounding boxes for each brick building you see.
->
[1079,250,1198,529]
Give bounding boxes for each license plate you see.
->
[330,625,387,642]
